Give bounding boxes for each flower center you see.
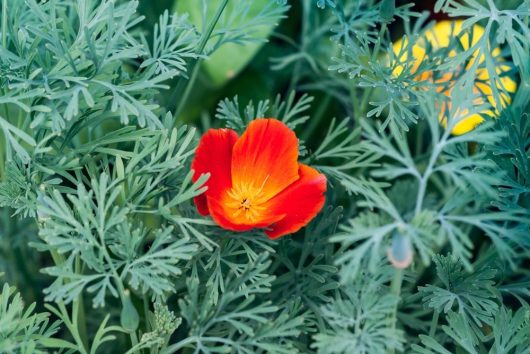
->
[225,176,270,223]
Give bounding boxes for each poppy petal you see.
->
[191,128,238,216]
[231,119,300,201]
[265,164,327,239]
[194,194,209,216]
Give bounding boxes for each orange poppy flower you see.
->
[191,119,327,239]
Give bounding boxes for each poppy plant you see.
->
[191,119,327,239]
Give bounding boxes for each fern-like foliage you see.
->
[0,283,60,353]
[0,161,36,217]
[313,261,404,354]
[487,108,530,215]
[332,112,529,281]
[215,91,314,132]
[413,306,530,354]
[174,254,305,354]
[1,0,186,133]
[0,0,529,352]
[35,128,204,307]
[419,255,498,327]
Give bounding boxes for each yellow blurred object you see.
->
[392,20,517,135]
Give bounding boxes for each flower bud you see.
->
[387,232,413,269]
[120,290,139,332]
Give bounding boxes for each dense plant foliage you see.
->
[0,0,529,353]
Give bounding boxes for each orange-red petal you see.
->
[231,119,300,202]
[191,128,238,216]
[194,193,209,216]
[264,164,327,239]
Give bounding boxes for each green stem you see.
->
[301,94,331,141]
[143,295,150,332]
[390,268,403,298]
[74,255,89,350]
[429,311,439,337]
[170,0,229,119]
[414,130,450,215]
[359,86,374,116]
[414,119,424,156]
[0,0,8,177]
[388,268,403,354]
[372,23,388,62]
[162,336,198,354]
[1,209,13,279]
[50,248,66,266]
[353,22,386,125]
[351,87,361,126]
[97,229,139,347]
[0,135,4,177]
[61,301,89,354]
[287,59,301,94]
[287,0,310,93]
[47,251,88,353]
[170,62,200,122]
[2,0,7,49]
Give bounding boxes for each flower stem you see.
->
[301,94,331,141]
[2,0,7,49]
[429,311,439,337]
[162,336,198,354]
[170,0,229,120]
[390,267,403,298]
[414,134,447,215]
[1,0,8,177]
[73,255,89,349]
[388,268,403,354]
[372,23,388,61]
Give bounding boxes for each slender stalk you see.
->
[47,250,88,353]
[59,301,89,354]
[50,248,66,267]
[1,0,8,177]
[1,209,13,280]
[388,268,404,354]
[95,220,139,346]
[287,0,310,93]
[352,21,387,126]
[429,311,439,337]
[162,336,198,354]
[143,295,150,332]
[301,94,331,141]
[414,119,424,156]
[359,86,374,116]
[390,268,403,299]
[2,0,7,49]
[351,87,361,126]
[170,62,200,121]
[144,294,158,353]
[372,23,388,61]
[414,130,450,215]
[170,0,229,119]
[0,133,4,177]
[75,255,89,349]
[287,57,302,94]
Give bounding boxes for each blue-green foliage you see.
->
[0,0,529,353]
